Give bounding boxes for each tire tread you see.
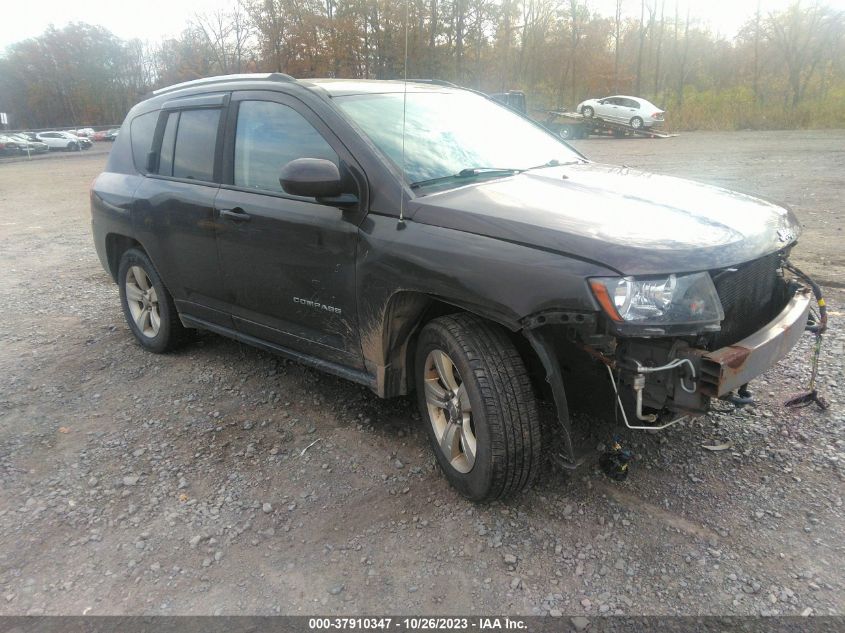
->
[427,313,541,501]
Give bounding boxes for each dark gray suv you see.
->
[91,73,818,501]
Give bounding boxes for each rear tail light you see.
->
[653,112,664,119]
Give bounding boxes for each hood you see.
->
[408,162,800,276]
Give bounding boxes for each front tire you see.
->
[582,106,594,118]
[415,314,542,502]
[118,248,190,353]
[67,142,79,151]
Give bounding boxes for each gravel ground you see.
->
[0,131,843,616]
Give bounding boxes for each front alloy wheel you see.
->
[423,349,477,473]
[415,313,542,501]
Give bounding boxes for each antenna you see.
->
[398,0,410,229]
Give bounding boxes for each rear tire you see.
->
[118,248,190,353]
[630,116,643,129]
[415,314,542,502]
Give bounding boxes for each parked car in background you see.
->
[92,129,120,142]
[8,134,49,153]
[36,131,87,151]
[0,135,26,155]
[576,95,665,129]
[73,127,96,138]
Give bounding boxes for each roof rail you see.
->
[151,73,296,97]
[407,78,460,88]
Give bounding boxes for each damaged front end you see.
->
[524,251,818,467]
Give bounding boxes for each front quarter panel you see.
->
[357,214,614,372]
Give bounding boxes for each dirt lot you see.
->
[0,132,843,617]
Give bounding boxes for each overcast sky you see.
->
[1,0,843,52]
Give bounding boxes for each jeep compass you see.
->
[91,74,820,501]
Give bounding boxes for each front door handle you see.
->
[219,207,251,222]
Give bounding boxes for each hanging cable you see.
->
[783,260,829,410]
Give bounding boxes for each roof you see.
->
[302,78,460,96]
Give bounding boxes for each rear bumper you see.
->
[684,286,812,397]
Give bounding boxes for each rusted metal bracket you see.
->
[680,288,812,398]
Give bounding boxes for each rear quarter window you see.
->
[130,111,159,173]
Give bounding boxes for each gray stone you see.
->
[571,616,589,631]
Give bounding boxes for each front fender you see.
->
[356,215,613,394]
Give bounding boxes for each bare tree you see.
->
[634,0,650,94]
[652,0,665,98]
[613,0,624,92]
[767,2,844,108]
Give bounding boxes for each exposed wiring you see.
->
[783,260,829,410]
[784,260,827,334]
[606,365,687,431]
[630,357,698,394]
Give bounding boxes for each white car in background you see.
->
[36,131,87,151]
[577,95,665,129]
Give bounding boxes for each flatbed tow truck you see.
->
[542,110,679,140]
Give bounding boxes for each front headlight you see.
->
[589,272,724,328]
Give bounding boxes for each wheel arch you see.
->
[369,290,547,402]
[104,233,145,282]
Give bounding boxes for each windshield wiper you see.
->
[411,167,524,189]
[525,158,587,170]
[456,167,525,177]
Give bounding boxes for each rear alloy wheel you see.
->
[125,266,161,339]
[630,116,644,129]
[582,106,594,118]
[415,314,542,502]
[118,248,190,353]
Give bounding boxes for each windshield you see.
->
[335,90,581,188]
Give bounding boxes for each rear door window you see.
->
[171,109,220,182]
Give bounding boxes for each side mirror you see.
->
[279,158,344,199]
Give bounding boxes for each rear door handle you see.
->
[219,207,251,222]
